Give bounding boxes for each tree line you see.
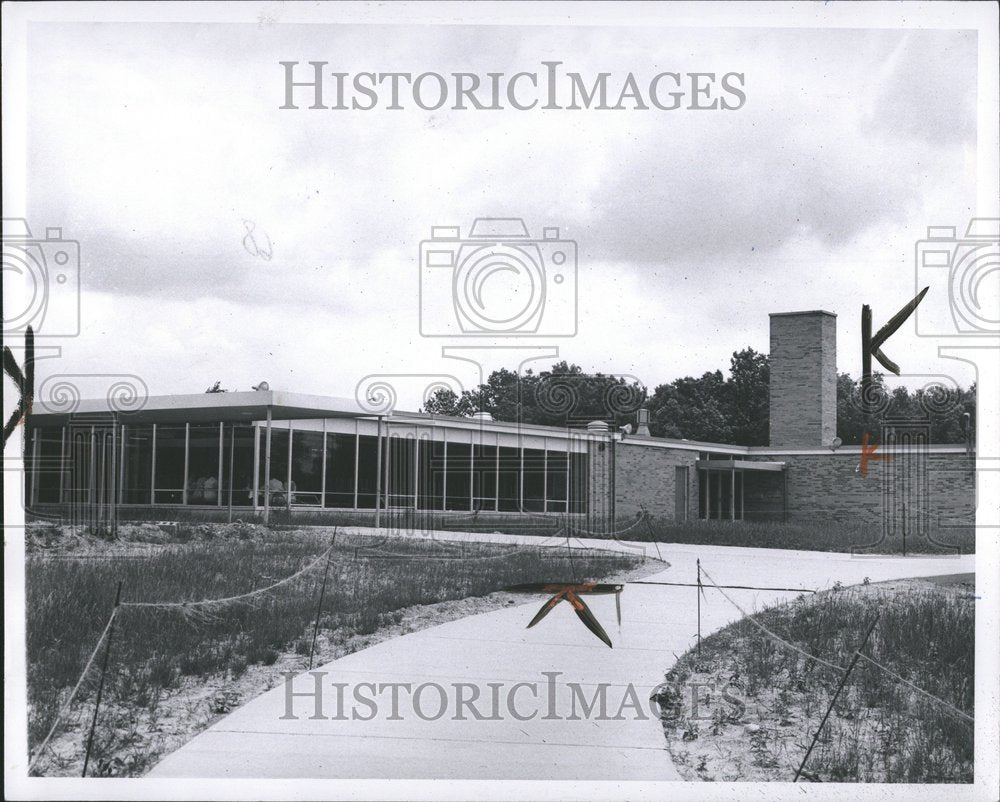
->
[421,351,976,446]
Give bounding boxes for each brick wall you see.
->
[612,440,699,522]
[769,311,837,447]
[745,449,976,534]
[606,439,974,537]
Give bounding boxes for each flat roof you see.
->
[768,310,837,318]
[29,390,370,425]
[27,390,976,457]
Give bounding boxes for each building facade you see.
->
[24,311,977,538]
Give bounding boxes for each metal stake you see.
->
[263,407,272,525]
[82,580,123,777]
[696,558,702,655]
[374,416,383,529]
[793,614,881,782]
[227,423,235,524]
[309,532,337,670]
[902,500,907,557]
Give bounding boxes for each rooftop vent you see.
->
[472,411,494,421]
[587,420,610,432]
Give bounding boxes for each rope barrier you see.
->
[28,609,118,772]
[856,653,975,724]
[697,563,975,725]
[27,535,649,773]
[564,515,648,539]
[119,543,337,611]
[697,565,848,673]
[630,579,816,594]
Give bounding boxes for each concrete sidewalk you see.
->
[149,533,973,780]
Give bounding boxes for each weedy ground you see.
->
[25,521,642,777]
[654,575,975,783]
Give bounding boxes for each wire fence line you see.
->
[28,534,972,774]
[697,563,974,726]
[28,537,341,771]
[119,542,337,613]
[856,653,975,724]
[697,564,849,674]
[28,610,118,772]
[28,529,641,771]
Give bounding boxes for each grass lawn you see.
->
[654,574,975,783]
[26,522,641,776]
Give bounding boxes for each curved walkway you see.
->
[150,530,972,780]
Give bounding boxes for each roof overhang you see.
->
[696,458,786,472]
[28,390,371,426]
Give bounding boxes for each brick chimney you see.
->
[768,311,837,447]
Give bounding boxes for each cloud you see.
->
[19,21,979,397]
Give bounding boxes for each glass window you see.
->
[356,434,380,509]
[387,434,416,508]
[65,425,93,506]
[154,425,186,504]
[522,448,545,512]
[324,432,356,508]
[445,441,471,511]
[221,425,256,507]
[291,430,324,505]
[417,439,444,511]
[257,428,291,506]
[473,443,497,512]
[498,446,520,512]
[698,469,707,519]
[720,471,733,520]
[187,423,221,505]
[546,450,568,513]
[735,471,743,521]
[699,469,733,520]
[123,425,153,504]
[36,428,64,504]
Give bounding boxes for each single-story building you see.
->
[23,311,976,539]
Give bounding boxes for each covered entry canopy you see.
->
[695,458,786,472]
[30,390,373,426]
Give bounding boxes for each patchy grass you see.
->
[26,523,641,776]
[654,576,974,783]
[638,519,974,555]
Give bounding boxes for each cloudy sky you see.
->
[9,10,986,411]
